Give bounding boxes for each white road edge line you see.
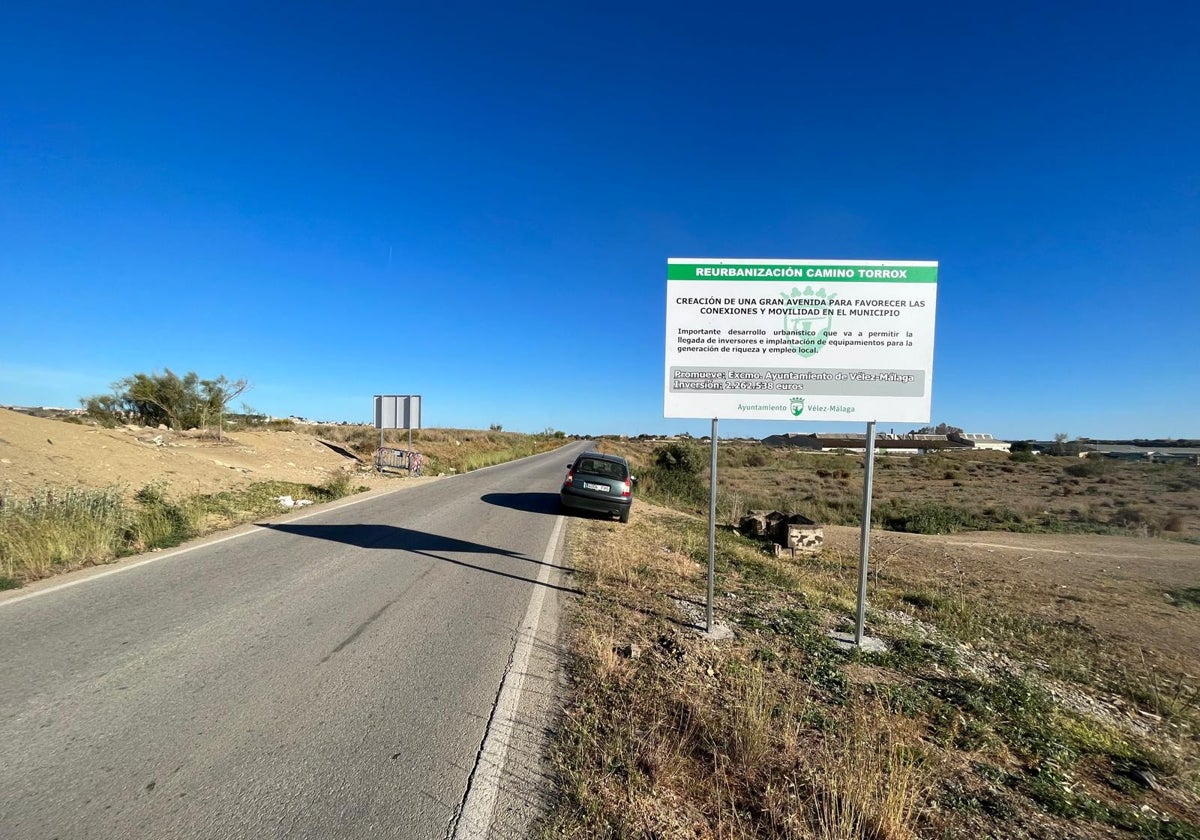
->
[453,514,565,840]
[0,485,399,609]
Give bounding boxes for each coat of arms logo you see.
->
[781,286,836,358]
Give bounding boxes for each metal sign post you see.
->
[707,418,718,634]
[855,421,877,646]
[374,395,423,475]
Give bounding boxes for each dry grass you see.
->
[0,481,310,586]
[541,491,1200,839]
[541,503,938,839]
[0,487,126,585]
[598,438,1200,541]
[808,703,926,840]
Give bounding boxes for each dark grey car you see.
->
[560,452,634,523]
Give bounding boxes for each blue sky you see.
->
[2,2,1197,440]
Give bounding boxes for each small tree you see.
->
[123,370,197,428]
[911,422,964,436]
[200,376,250,442]
[1053,432,1070,456]
[80,393,126,427]
[82,370,249,439]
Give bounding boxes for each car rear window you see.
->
[577,458,628,480]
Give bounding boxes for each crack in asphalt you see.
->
[319,598,398,664]
[445,633,519,840]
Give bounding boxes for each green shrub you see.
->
[640,466,708,510]
[744,450,769,467]
[879,501,978,534]
[319,470,355,499]
[128,483,201,550]
[1064,458,1108,478]
[1168,588,1200,608]
[1107,505,1158,532]
[653,441,704,474]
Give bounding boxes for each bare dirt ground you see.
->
[615,439,1200,688]
[824,525,1200,678]
[0,408,400,501]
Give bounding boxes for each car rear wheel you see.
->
[619,507,630,524]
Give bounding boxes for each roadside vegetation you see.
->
[78,367,570,477]
[0,474,359,589]
[540,441,1200,838]
[0,420,569,590]
[611,439,1199,542]
[290,423,568,475]
[82,368,250,441]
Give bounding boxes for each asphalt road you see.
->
[0,441,591,839]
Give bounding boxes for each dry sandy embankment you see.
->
[0,408,403,500]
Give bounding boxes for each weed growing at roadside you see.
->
[317,469,356,499]
[0,477,367,586]
[0,487,126,582]
[126,482,202,551]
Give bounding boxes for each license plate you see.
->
[583,482,609,492]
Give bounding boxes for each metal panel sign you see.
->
[665,258,938,422]
[374,395,422,429]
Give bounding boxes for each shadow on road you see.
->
[480,492,561,516]
[481,491,630,524]
[260,523,703,632]
[260,523,579,592]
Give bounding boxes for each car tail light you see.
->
[564,468,574,487]
[620,480,631,497]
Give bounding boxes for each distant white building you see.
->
[953,433,1011,453]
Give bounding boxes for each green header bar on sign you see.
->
[667,263,938,283]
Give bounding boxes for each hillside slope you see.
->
[0,409,380,500]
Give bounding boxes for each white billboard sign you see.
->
[374,394,422,430]
[665,258,938,423]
